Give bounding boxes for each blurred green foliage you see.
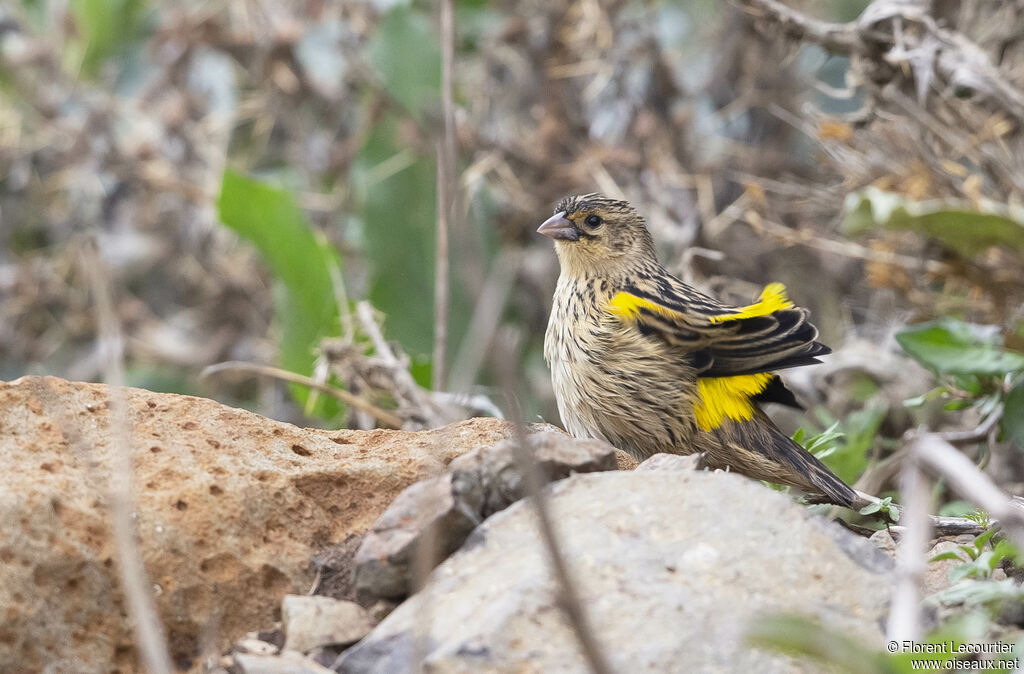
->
[796,405,887,487]
[369,6,441,121]
[217,170,343,417]
[749,613,1022,673]
[896,317,1024,449]
[844,187,1024,257]
[70,0,149,76]
[352,4,475,386]
[1004,382,1024,450]
[897,319,1024,377]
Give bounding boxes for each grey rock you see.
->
[869,528,898,557]
[231,650,335,674]
[338,470,890,673]
[353,431,618,599]
[449,431,618,516]
[281,595,375,654]
[808,516,894,574]
[353,473,484,599]
[232,638,279,656]
[922,540,966,597]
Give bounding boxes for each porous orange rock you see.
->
[0,376,521,672]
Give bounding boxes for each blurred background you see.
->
[2,0,1023,510]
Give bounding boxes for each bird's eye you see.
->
[584,215,602,228]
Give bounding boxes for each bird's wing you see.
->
[607,279,829,375]
[606,278,830,432]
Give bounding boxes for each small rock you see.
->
[615,451,640,470]
[232,639,279,656]
[635,452,702,472]
[310,534,364,601]
[923,540,967,596]
[231,650,335,674]
[352,431,618,600]
[869,528,897,557]
[367,600,398,623]
[281,595,375,654]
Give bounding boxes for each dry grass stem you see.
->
[886,449,931,642]
[201,360,404,428]
[80,242,174,674]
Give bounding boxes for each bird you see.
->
[538,192,857,507]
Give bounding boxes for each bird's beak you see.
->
[537,212,579,241]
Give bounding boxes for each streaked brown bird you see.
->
[539,193,857,507]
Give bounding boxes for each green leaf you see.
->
[368,6,441,121]
[927,578,1024,607]
[902,393,927,407]
[746,615,890,674]
[802,421,844,455]
[973,527,998,552]
[843,186,1024,257]
[859,502,881,515]
[1003,380,1024,450]
[929,551,964,563]
[895,318,1024,376]
[353,116,437,359]
[992,539,1021,566]
[217,170,342,417]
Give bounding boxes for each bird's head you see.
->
[537,193,656,276]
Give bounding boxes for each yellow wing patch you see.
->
[607,291,686,322]
[709,283,792,323]
[694,373,773,431]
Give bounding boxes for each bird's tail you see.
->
[707,412,858,508]
[771,428,857,507]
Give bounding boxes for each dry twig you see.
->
[80,242,174,674]
[200,360,404,429]
[886,449,931,642]
[432,0,459,392]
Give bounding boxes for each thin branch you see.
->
[432,0,458,392]
[911,433,1024,549]
[937,406,1003,445]
[737,0,1024,124]
[200,360,404,429]
[433,142,451,393]
[491,330,615,674]
[737,0,861,56]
